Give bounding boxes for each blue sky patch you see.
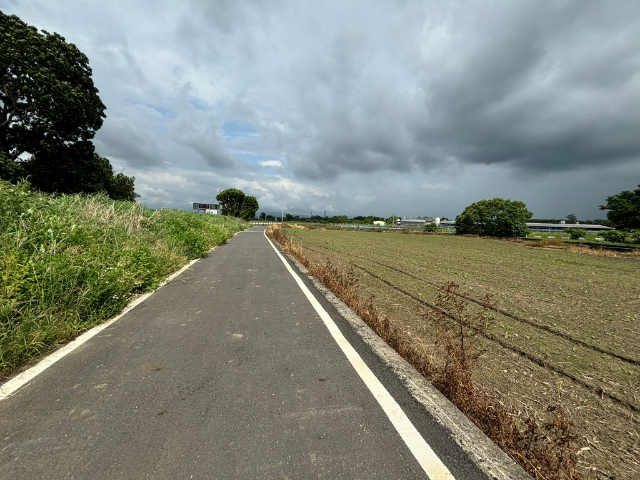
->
[223,121,259,142]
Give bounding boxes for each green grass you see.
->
[525,231,638,247]
[0,181,249,378]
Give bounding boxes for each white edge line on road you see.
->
[264,230,454,480]
[0,254,206,401]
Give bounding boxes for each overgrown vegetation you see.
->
[267,225,579,480]
[0,181,248,378]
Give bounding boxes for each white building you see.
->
[193,203,221,214]
[397,218,426,226]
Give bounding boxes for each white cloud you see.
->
[259,160,283,168]
[421,182,454,190]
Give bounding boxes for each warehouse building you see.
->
[438,220,613,232]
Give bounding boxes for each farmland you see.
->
[282,227,640,480]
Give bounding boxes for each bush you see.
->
[424,222,438,232]
[600,230,627,243]
[563,228,586,240]
[0,180,248,377]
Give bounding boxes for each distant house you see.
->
[373,220,385,226]
[193,203,221,214]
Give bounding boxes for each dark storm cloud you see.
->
[260,1,640,181]
[406,2,640,173]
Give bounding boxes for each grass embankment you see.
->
[0,181,248,379]
[272,225,640,480]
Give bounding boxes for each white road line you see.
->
[263,230,455,480]
[0,256,203,401]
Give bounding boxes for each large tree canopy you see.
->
[0,12,138,201]
[0,12,106,160]
[599,185,640,230]
[455,198,532,237]
[24,142,138,201]
[216,188,245,217]
[240,195,259,220]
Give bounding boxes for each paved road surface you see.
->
[0,227,489,479]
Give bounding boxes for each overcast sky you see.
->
[3,0,640,219]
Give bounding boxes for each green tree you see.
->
[240,195,259,220]
[22,143,138,200]
[566,214,578,224]
[599,185,640,230]
[107,171,139,202]
[0,13,138,201]
[216,188,245,217]
[455,198,532,237]
[424,223,438,232]
[0,151,25,182]
[0,12,106,161]
[259,212,266,220]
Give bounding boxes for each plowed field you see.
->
[285,228,640,480]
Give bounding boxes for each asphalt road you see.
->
[0,226,489,479]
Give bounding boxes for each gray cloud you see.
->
[94,116,166,167]
[2,0,639,219]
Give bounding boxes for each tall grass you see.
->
[0,181,248,378]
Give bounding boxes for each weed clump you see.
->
[425,283,577,480]
[0,180,248,378]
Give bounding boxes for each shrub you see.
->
[424,223,438,232]
[563,228,586,240]
[600,230,627,243]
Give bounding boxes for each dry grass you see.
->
[567,244,640,258]
[267,225,579,480]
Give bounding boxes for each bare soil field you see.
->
[284,227,640,480]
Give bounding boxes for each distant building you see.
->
[438,220,613,233]
[373,220,385,226]
[193,203,221,214]
[397,218,426,226]
[526,223,612,232]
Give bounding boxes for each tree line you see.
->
[1,12,137,201]
[454,185,640,241]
